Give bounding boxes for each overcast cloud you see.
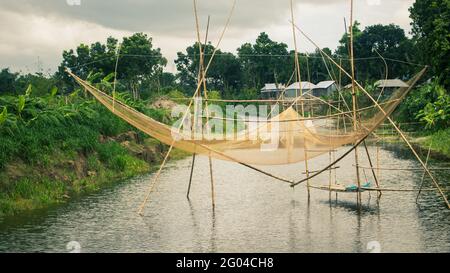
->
[0,0,415,74]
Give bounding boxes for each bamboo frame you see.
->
[349,0,362,204]
[290,0,311,197]
[291,22,450,209]
[416,141,432,203]
[136,0,237,215]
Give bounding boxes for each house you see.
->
[313,80,339,97]
[260,83,286,99]
[284,81,317,98]
[374,79,409,98]
[374,79,409,89]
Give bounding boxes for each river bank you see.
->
[0,129,188,218]
[0,92,189,218]
[380,128,450,161]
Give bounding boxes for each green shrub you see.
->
[96,141,127,164]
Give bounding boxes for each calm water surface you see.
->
[0,146,449,253]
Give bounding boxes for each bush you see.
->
[416,89,450,130]
[396,79,442,124]
[425,128,450,157]
[96,141,127,164]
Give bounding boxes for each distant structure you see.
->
[374,79,409,98]
[314,81,339,97]
[260,83,286,99]
[284,81,317,98]
[260,81,339,99]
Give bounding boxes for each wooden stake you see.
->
[349,0,362,203]
[363,141,381,197]
[416,141,432,203]
[290,0,311,197]
[187,153,196,199]
[209,154,216,209]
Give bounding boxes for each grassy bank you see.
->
[416,128,450,160]
[0,92,188,217]
[380,127,450,160]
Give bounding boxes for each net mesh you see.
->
[67,69,424,166]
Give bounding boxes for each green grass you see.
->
[423,128,450,158]
[0,93,185,217]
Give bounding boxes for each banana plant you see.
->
[0,107,7,125]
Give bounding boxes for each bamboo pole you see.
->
[291,22,450,209]
[376,146,380,183]
[290,0,311,197]
[187,153,196,199]
[194,6,215,209]
[353,166,449,171]
[416,141,432,203]
[349,0,362,204]
[362,141,381,197]
[112,43,122,112]
[135,0,237,215]
[209,154,215,209]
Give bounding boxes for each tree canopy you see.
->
[57,33,166,98]
[410,0,450,90]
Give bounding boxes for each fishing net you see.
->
[67,69,424,166]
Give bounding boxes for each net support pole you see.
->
[292,25,449,208]
[416,141,432,203]
[290,0,311,198]
[363,141,381,197]
[187,153,196,199]
[290,21,449,209]
[209,154,216,210]
[349,0,362,204]
[135,0,236,215]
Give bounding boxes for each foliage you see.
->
[336,22,416,83]
[237,32,290,90]
[424,128,450,157]
[416,86,450,129]
[175,42,241,96]
[410,0,450,90]
[57,33,167,99]
[0,68,18,94]
[395,79,445,126]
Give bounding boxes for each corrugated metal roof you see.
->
[286,81,318,90]
[261,83,285,92]
[375,79,409,88]
[316,80,336,89]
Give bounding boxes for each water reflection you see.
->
[0,146,449,253]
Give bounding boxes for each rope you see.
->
[67,53,428,71]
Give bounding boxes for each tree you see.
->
[58,33,167,99]
[336,22,415,83]
[0,69,18,94]
[410,0,450,90]
[237,32,290,89]
[118,33,167,99]
[57,37,118,93]
[175,42,241,97]
[298,48,336,84]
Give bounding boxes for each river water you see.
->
[0,146,449,253]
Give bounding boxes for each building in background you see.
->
[260,83,286,99]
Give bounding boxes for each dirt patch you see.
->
[152,98,178,110]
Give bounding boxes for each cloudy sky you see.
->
[0,0,414,74]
